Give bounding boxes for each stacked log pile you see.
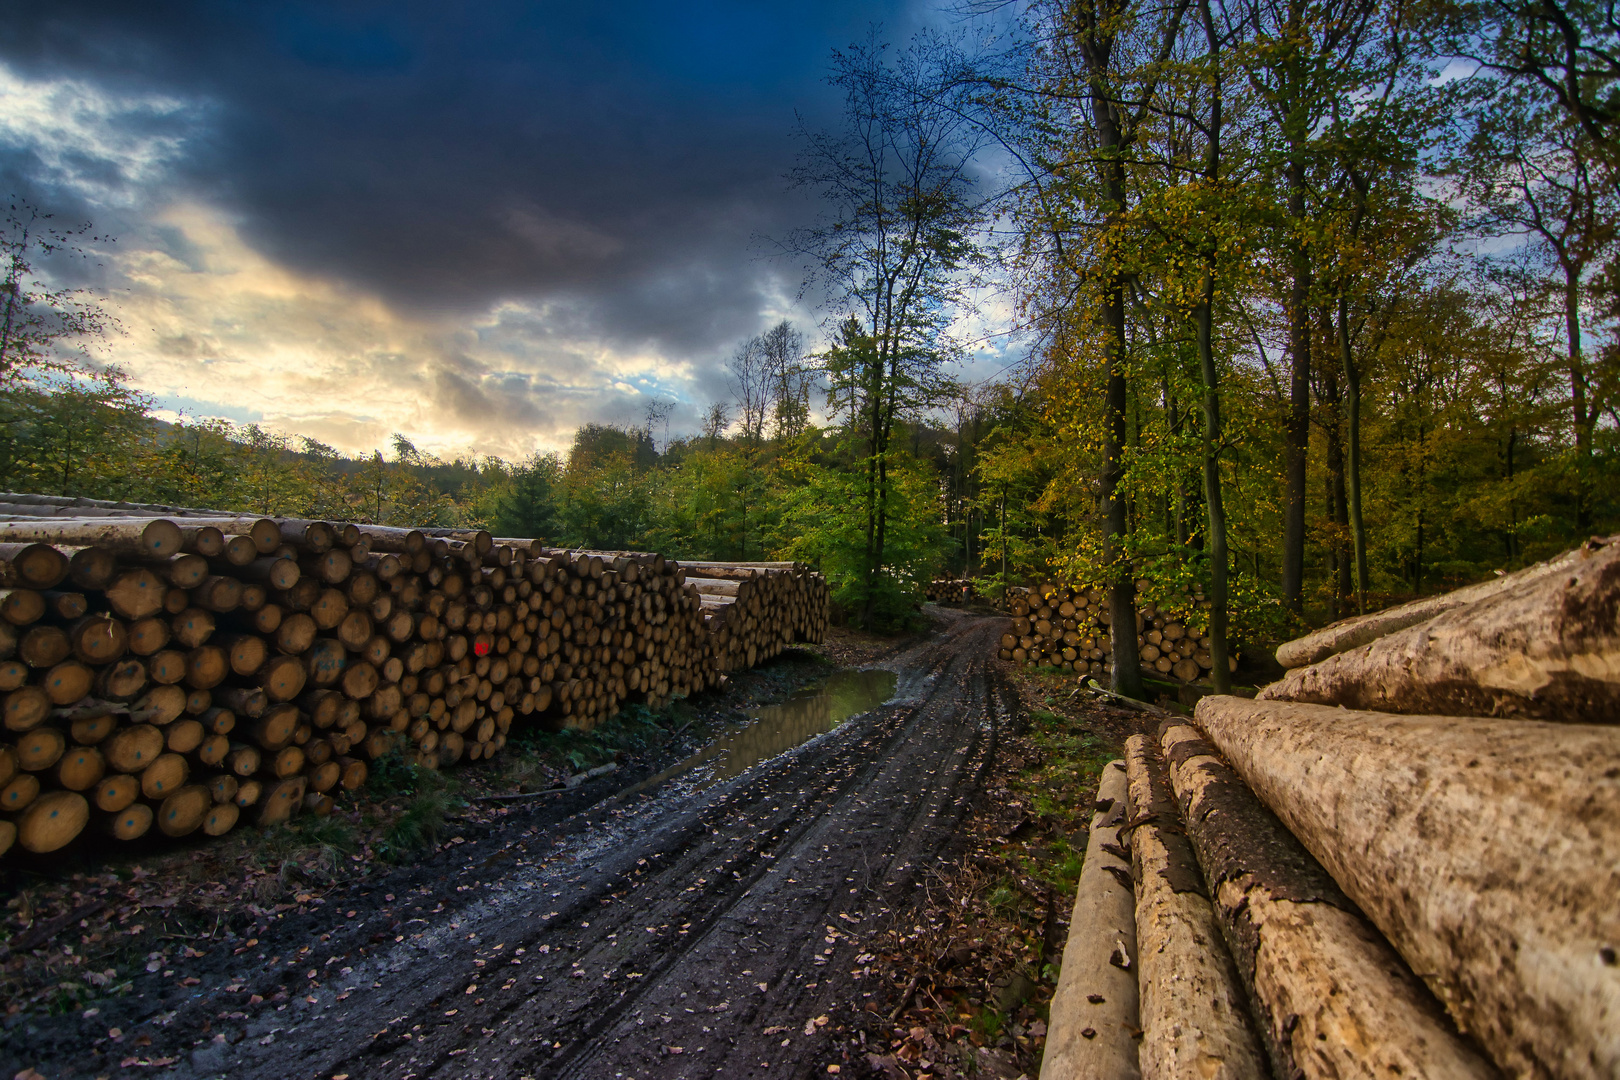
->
[996,581,1235,683]
[924,578,974,603]
[679,561,829,673]
[0,497,827,859]
[1044,534,1618,1080]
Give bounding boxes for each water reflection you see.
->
[616,669,898,798]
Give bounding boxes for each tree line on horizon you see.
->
[0,0,1616,682]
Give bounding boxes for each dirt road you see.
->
[5,611,1018,1080]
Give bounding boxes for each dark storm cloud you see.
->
[0,1,925,364]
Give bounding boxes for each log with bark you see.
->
[1193,694,1620,1080]
[1259,534,1620,722]
[1040,759,1140,1080]
[1272,539,1603,669]
[1124,734,1266,1079]
[1157,721,1499,1080]
[0,518,184,559]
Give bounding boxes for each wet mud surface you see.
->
[4,610,1017,1079]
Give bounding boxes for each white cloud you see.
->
[102,202,711,460]
[0,64,197,203]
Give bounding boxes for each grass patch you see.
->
[245,812,359,869]
[366,750,426,799]
[499,699,687,781]
[1006,707,1119,893]
[364,755,465,863]
[380,787,452,862]
[966,1005,1006,1044]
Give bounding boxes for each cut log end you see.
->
[17,790,90,853]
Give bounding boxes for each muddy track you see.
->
[5,612,1016,1080]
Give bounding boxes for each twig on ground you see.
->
[473,762,620,801]
[0,901,106,962]
[1071,678,1171,717]
[888,973,921,1021]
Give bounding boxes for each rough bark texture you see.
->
[1193,695,1620,1080]
[1159,722,1500,1080]
[1041,760,1140,1080]
[1125,735,1265,1080]
[1272,540,1597,668]
[0,519,182,558]
[1261,535,1620,722]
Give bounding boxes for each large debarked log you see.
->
[1260,535,1620,722]
[1125,735,1265,1079]
[1158,721,1498,1080]
[1272,539,1602,669]
[1193,695,1620,1080]
[1041,760,1139,1080]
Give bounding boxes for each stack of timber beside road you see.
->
[997,581,1235,684]
[680,560,829,672]
[1043,534,1618,1080]
[924,577,976,603]
[0,493,827,860]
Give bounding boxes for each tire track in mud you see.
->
[13,613,1014,1080]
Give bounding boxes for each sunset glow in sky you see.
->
[1,2,975,459]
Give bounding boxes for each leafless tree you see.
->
[643,398,674,453]
[755,320,813,439]
[728,337,771,444]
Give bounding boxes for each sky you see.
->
[0,1,1010,460]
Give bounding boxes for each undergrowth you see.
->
[366,755,466,863]
[502,699,690,776]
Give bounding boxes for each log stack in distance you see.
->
[679,560,829,674]
[996,581,1236,684]
[923,578,976,604]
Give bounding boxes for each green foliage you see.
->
[775,446,951,631]
[363,752,464,862]
[491,453,563,540]
[0,366,152,495]
[365,751,423,799]
[380,788,452,862]
[961,0,1617,644]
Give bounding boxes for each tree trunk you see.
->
[1320,354,1351,616]
[1283,158,1311,614]
[1125,734,1264,1078]
[1041,760,1139,1079]
[1261,535,1619,722]
[1159,722,1499,1080]
[1193,694,1620,1080]
[1561,273,1593,530]
[1197,276,1232,696]
[1338,293,1369,613]
[1070,9,1148,700]
[862,390,880,629]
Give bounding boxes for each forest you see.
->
[1,0,1615,686]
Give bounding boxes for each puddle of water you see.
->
[616,669,898,798]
